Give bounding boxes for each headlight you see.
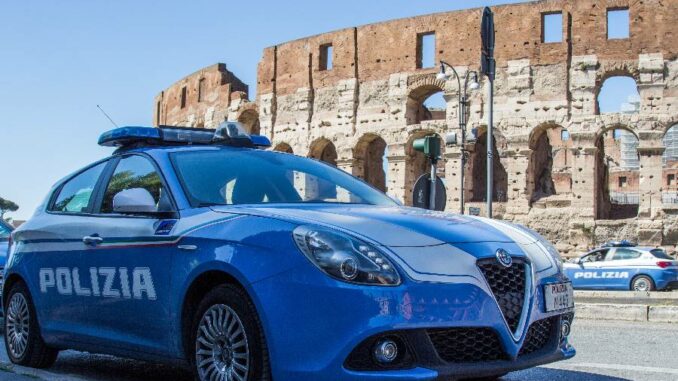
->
[512,224,563,272]
[293,225,401,286]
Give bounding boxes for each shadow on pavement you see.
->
[45,351,193,381]
[45,358,635,381]
[503,367,631,381]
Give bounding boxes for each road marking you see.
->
[547,362,678,375]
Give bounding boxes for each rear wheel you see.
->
[4,282,59,368]
[631,275,655,291]
[190,284,270,381]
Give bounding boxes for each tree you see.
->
[0,197,19,219]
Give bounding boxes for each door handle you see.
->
[83,235,104,246]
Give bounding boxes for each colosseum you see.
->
[153,0,678,256]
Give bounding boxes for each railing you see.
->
[609,192,639,205]
[662,192,678,204]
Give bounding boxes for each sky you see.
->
[0,0,634,220]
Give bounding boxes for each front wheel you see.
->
[631,275,655,291]
[190,284,270,381]
[4,282,59,368]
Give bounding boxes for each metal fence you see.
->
[662,192,678,204]
[609,192,639,205]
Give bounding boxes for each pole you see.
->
[460,92,466,215]
[429,160,437,210]
[486,80,493,218]
[481,6,495,219]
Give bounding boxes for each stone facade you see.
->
[155,0,678,256]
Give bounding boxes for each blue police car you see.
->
[4,123,575,381]
[0,218,12,281]
[564,242,678,291]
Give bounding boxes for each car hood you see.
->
[210,204,537,247]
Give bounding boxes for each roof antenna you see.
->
[96,104,119,128]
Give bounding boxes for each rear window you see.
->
[611,248,642,261]
[650,249,673,260]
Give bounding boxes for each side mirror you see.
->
[113,188,157,214]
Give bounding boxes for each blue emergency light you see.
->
[98,122,271,149]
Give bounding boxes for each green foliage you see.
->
[101,170,162,213]
[0,196,18,218]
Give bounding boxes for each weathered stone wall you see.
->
[158,0,678,256]
[153,63,255,131]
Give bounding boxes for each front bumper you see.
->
[250,262,575,381]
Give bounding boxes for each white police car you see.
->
[564,241,678,291]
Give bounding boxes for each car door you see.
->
[19,160,110,340]
[76,154,179,356]
[604,248,640,288]
[572,249,609,289]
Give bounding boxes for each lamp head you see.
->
[468,72,480,90]
[436,72,450,81]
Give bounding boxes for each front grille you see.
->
[519,317,556,356]
[428,328,507,363]
[477,257,526,332]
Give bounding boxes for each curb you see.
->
[575,303,678,323]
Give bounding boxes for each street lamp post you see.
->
[437,61,479,215]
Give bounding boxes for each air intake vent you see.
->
[477,257,527,333]
[519,317,557,356]
[427,327,507,363]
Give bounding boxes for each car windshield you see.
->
[170,149,398,207]
[650,249,673,260]
[0,221,12,241]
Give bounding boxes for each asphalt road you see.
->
[0,319,676,381]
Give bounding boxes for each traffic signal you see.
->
[412,135,441,160]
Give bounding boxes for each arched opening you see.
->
[274,142,293,154]
[404,131,444,205]
[466,130,508,202]
[597,76,640,115]
[663,124,678,204]
[237,109,261,135]
[353,134,387,192]
[406,84,446,125]
[526,125,573,205]
[308,138,337,167]
[595,127,640,219]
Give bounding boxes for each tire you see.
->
[4,281,59,368]
[189,284,270,381]
[631,275,655,292]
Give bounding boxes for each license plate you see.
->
[544,282,574,312]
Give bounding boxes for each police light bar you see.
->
[98,122,272,149]
[600,240,637,248]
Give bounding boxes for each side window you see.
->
[611,248,641,261]
[100,155,171,214]
[50,162,107,213]
[582,249,608,263]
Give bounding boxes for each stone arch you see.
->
[594,125,640,220]
[274,142,293,154]
[526,123,573,205]
[404,130,443,205]
[595,65,640,115]
[595,61,640,87]
[353,134,387,192]
[466,128,508,203]
[308,137,337,166]
[405,76,449,125]
[236,108,261,135]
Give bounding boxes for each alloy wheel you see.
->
[6,293,30,359]
[196,304,250,381]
